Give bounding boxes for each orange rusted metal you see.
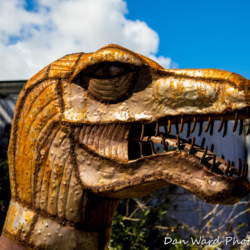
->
[1,44,250,250]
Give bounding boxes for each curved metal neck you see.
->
[2,196,119,250]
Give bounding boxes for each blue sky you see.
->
[125,0,250,79]
[0,0,249,80]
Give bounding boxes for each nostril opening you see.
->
[248,87,250,91]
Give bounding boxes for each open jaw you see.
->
[72,110,250,205]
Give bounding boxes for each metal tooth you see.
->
[139,141,144,157]
[186,121,191,138]
[224,160,230,176]
[175,123,179,135]
[209,155,216,172]
[205,116,211,133]
[190,116,196,134]
[241,163,246,178]
[140,123,145,141]
[176,134,180,151]
[155,121,159,137]
[161,134,166,152]
[179,116,184,133]
[239,119,243,136]
[238,158,242,176]
[167,118,171,134]
[229,162,235,176]
[245,163,249,179]
[210,120,214,136]
[149,138,156,155]
[218,116,224,133]
[210,144,214,153]
[223,120,228,137]
[201,137,206,149]
[243,163,248,179]
[233,113,238,133]
[247,125,250,136]
[189,136,195,155]
[198,121,203,137]
[199,146,208,164]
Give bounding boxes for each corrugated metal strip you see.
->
[0,80,27,95]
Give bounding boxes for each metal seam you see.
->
[33,121,61,209]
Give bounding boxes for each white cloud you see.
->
[0,0,173,80]
[149,55,172,69]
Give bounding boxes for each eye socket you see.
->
[73,62,138,92]
[92,62,129,79]
[94,65,125,78]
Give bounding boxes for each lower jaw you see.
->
[96,149,249,204]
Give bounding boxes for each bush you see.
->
[108,185,185,250]
[0,124,11,235]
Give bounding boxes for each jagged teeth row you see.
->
[138,122,249,180]
[150,114,250,138]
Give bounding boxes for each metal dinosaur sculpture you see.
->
[1,44,250,250]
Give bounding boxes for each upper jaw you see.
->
[64,67,250,125]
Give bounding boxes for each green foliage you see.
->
[0,159,10,208]
[109,210,149,250]
[108,183,213,250]
[0,124,11,235]
[109,185,192,250]
[237,223,247,229]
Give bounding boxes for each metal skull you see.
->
[2,44,250,250]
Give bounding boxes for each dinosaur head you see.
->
[63,44,250,205]
[4,44,250,249]
[8,44,250,216]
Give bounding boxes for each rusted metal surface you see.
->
[1,44,250,249]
